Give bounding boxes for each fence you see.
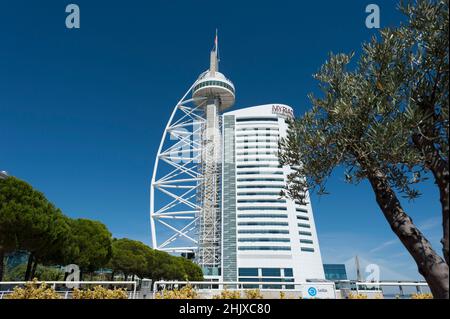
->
[352,281,430,298]
[0,281,137,299]
[152,280,337,299]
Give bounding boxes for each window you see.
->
[239,268,258,276]
[299,231,312,236]
[238,221,289,226]
[237,185,285,189]
[237,159,280,163]
[300,239,314,244]
[236,117,278,122]
[238,246,291,251]
[297,216,310,221]
[238,238,290,243]
[237,192,281,196]
[238,229,289,234]
[284,268,293,277]
[193,80,235,93]
[236,172,283,177]
[298,223,311,228]
[237,164,282,169]
[262,268,281,277]
[237,207,287,211]
[301,247,315,252]
[237,177,284,182]
[237,214,288,219]
[237,199,286,204]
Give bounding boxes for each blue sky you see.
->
[0,0,444,280]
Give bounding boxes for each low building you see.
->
[323,264,348,281]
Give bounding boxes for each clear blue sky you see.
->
[0,0,444,280]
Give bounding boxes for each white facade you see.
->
[221,104,325,285]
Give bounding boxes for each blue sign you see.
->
[307,287,317,297]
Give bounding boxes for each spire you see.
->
[210,29,219,75]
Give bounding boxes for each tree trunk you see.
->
[443,203,449,266]
[110,270,115,281]
[368,168,449,299]
[0,249,5,281]
[412,133,449,266]
[24,252,34,281]
[30,259,38,280]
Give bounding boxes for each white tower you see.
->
[192,35,235,275]
[150,34,235,277]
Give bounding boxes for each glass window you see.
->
[238,238,290,243]
[262,268,281,277]
[237,207,287,211]
[284,268,293,277]
[238,246,291,251]
[238,229,290,234]
[237,214,288,219]
[299,231,312,236]
[239,268,258,276]
[238,221,289,226]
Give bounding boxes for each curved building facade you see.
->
[221,104,325,285]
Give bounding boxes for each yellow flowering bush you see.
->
[244,289,263,299]
[156,285,198,299]
[411,293,433,299]
[213,289,242,299]
[347,293,368,299]
[72,285,129,299]
[6,279,60,299]
[279,291,286,299]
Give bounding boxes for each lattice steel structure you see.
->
[150,35,235,274]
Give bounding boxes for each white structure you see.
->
[221,104,325,284]
[0,171,8,179]
[150,34,235,276]
[150,36,325,285]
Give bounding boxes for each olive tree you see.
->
[279,0,448,298]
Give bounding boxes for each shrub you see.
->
[6,279,60,299]
[347,293,368,299]
[213,289,242,299]
[155,285,198,299]
[411,293,433,299]
[72,285,128,299]
[244,289,263,299]
[279,291,286,299]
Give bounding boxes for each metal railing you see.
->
[152,280,337,299]
[0,281,137,299]
[353,281,430,297]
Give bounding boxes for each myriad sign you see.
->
[272,104,294,119]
